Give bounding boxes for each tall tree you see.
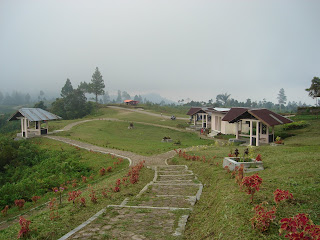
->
[25,93,31,104]
[0,91,3,104]
[122,91,131,100]
[305,77,320,106]
[103,92,110,104]
[116,90,122,103]
[277,88,287,111]
[61,78,73,98]
[89,67,105,102]
[216,93,231,106]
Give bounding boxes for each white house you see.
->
[222,107,293,146]
[187,107,247,135]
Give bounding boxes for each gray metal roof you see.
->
[8,108,62,122]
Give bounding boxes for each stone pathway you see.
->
[59,165,203,240]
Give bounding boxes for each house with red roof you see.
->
[222,107,293,146]
[187,107,293,146]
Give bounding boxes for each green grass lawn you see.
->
[48,106,190,132]
[56,120,213,155]
[169,114,320,239]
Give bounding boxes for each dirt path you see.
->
[108,106,189,121]
[45,135,177,166]
[60,118,190,133]
[59,165,203,240]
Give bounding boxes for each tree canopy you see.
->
[277,88,287,111]
[89,67,105,102]
[305,77,320,106]
[61,78,73,98]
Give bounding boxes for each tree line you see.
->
[178,88,308,113]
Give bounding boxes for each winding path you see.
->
[48,109,203,239]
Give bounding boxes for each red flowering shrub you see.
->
[106,166,112,172]
[127,161,144,184]
[89,187,97,203]
[68,190,82,204]
[250,202,276,232]
[48,198,59,220]
[1,205,9,217]
[81,176,87,183]
[31,196,41,204]
[273,189,293,205]
[80,197,86,207]
[99,167,106,176]
[235,164,244,185]
[241,173,263,203]
[15,199,25,211]
[255,154,262,162]
[115,178,121,187]
[280,213,320,239]
[18,216,31,239]
[101,188,108,198]
[113,186,120,192]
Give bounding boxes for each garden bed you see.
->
[223,157,264,173]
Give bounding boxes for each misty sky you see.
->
[1,0,320,104]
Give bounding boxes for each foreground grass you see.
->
[169,115,320,239]
[0,138,153,239]
[56,120,213,155]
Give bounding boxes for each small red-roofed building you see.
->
[124,100,139,105]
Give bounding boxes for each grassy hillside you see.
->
[0,137,153,239]
[169,114,320,239]
[56,120,213,155]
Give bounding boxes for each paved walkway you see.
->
[59,165,202,240]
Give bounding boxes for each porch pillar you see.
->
[249,120,253,146]
[193,115,196,125]
[256,121,260,146]
[266,125,269,143]
[272,126,275,142]
[202,114,204,128]
[38,121,41,135]
[24,118,28,138]
[46,121,48,132]
[21,118,24,137]
[235,121,239,139]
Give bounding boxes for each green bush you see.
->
[0,137,92,208]
[282,121,308,131]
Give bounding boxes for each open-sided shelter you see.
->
[222,107,293,146]
[8,108,61,138]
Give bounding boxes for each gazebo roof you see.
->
[186,107,215,115]
[222,107,293,126]
[8,108,62,122]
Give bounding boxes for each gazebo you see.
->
[222,108,293,146]
[8,108,61,138]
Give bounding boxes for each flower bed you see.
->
[223,157,264,172]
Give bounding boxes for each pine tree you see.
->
[277,88,287,111]
[116,90,122,103]
[61,79,73,98]
[89,67,105,103]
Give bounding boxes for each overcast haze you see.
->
[1,0,320,104]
